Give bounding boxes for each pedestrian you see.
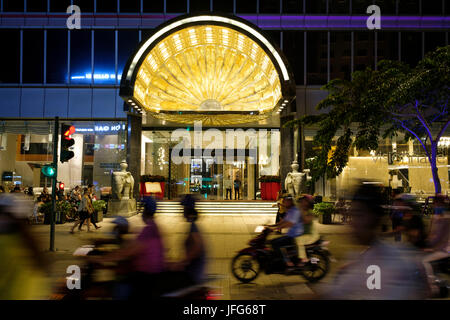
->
[223,175,233,200]
[422,194,450,296]
[320,183,428,299]
[233,177,241,200]
[70,188,100,233]
[173,194,206,285]
[91,196,166,298]
[273,190,287,234]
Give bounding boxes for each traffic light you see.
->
[60,124,75,163]
[58,182,64,191]
[41,165,56,178]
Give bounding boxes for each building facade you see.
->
[0,0,449,200]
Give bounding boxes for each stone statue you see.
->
[112,160,135,200]
[284,160,306,196]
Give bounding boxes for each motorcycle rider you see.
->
[422,194,450,296]
[267,194,303,270]
[295,195,319,265]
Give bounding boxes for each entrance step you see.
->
[154,201,278,215]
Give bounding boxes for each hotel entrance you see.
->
[141,130,280,200]
[120,13,294,200]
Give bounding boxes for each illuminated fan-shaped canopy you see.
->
[120,15,294,125]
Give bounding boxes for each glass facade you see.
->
[0,1,446,86]
[0,0,448,202]
[0,121,127,199]
[141,129,280,200]
[304,133,450,201]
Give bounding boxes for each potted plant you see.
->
[40,201,74,224]
[258,175,281,200]
[313,202,335,224]
[92,200,106,223]
[140,175,166,199]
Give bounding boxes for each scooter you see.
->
[52,243,221,300]
[231,226,331,283]
[431,257,450,298]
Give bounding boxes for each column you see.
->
[127,111,142,199]
[280,115,295,191]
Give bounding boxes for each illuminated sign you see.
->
[74,124,126,133]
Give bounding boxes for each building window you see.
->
[422,1,443,14]
[424,32,446,55]
[401,32,422,67]
[236,0,257,13]
[49,0,71,12]
[3,0,24,11]
[213,0,233,12]
[166,0,187,13]
[331,32,351,81]
[118,30,140,78]
[377,32,399,62]
[0,121,127,196]
[329,0,350,14]
[354,31,375,71]
[265,30,280,47]
[23,30,44,83]
[398,0,420,15]
[142,29,154,40]
[352,0,371,14]
[70,30,92,84]
[0,30,20,83]
[305,0,326,13]
[190,0,211,12]
[120,0,141,12]
[259,0,280,13]
[282,0,303,13]
[26,0,47,12]
[96,0,118,12]
[374,0,397,14]
[94,30,115,84]
[77,0,95,12]
[283,31,304,85]
[307,32,327,85]
[47,30,68,84]
[143,0,164,12]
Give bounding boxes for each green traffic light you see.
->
[41,165,56,178]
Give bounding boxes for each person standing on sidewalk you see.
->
[234,177,241,200]
[224,175,233,200]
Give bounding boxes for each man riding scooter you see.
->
[267,194,305,273]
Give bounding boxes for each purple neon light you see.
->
[0,13,448,30]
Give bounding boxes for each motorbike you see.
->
[231,226,331,283]
[52,242,220,300]
[431,256,450,298]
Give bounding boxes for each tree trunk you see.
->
[430,142,442,195]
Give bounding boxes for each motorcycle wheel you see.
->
[301,252,329,283]
[231,253,261,283]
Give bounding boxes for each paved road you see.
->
[32,213,367,299]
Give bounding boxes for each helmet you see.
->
[111,216,129,235]
[142,196,157,214]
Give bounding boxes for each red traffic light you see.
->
[59,182,64,190]
[63,125,76,140]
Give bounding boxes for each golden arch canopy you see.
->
[120,14,294,125]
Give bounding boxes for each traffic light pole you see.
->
[50,116,59,252]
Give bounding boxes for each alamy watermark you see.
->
[366,265,381,290]
[367,5,381,30]
[66,5,81,30]
[66,265,81,289]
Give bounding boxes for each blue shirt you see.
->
[284,206,304,238]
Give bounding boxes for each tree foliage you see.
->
[284,46,449,193]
